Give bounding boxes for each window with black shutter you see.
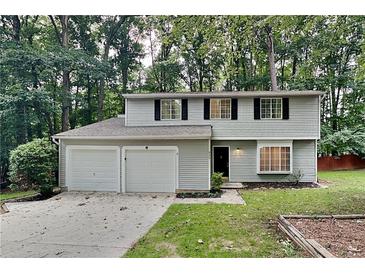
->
[231,98,238,120]
[282,98,289,119]
[254,98,260,120]
[204,99,210,120]
[154,99,160,121]
[182,99,188,120]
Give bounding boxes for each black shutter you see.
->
[231,98,238,120]
[254,98,260,120]
[204,98,210,120]
[154,99,160,121]
[182,99,188,120]
[283,97,289,119]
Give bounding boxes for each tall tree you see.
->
[49,15,71,131]
[265,25,278,91]
[97,16,127,121]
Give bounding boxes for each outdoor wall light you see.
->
[233,147,243,156]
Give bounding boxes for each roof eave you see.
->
[52,135,211,140]
[122,91,325,99]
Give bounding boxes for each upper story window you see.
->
[261,98,282,119]
[161,99,181,120]
[257,141,292,174]
[210,98,231,119]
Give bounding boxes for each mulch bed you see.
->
[289,217,365,258]
[176,191,222,199]
[242,181,320,190]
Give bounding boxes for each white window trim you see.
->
[160,99,182,120]
[256,140,293,174]
[260,98,283,120]
[210,98,232,120]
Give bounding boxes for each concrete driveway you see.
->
[0,192,174,258]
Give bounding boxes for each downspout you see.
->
[51,136,59,146]
[51,136,61,190]
[316,93,325,183]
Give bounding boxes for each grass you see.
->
[125,170,365,258]
[0,190,38,201]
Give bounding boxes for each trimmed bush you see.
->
[211,172,224,192]
[8,138,57,194]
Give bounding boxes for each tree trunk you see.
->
[198,69,203,92]
[266,26,278,91]
[70,86,80,129]
[60,15,71,132]
[98,44,109,122]
[331,87,337,131]
[86,75,93,124]
[292,55,297,77]
[11,16,21,42]
[122,66,128,94]
[281,56,285,90]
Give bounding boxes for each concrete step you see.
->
[221,183,244,189]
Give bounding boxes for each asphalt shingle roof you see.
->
[53,117,211,139]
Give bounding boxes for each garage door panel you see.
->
[70,172,117,180]
[125,148,176,193]
[68,183,117,192]
[67,147,120,192]
[71,166,117,173]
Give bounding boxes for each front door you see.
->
[213,147,229,177]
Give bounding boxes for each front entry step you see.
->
[221,183,244,189]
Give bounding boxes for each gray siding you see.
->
[212,140,316,183]
[126,96,320,139]
[59,139,210,191]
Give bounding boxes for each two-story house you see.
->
[53,90,323,193]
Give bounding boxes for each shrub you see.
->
[8,138,57,194]
[211,172,224,192]
[286,169,304,184]
[8,183,19,192]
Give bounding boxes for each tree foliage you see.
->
[1,15,364,182]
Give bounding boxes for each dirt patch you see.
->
[156,242,180,257]
[208,237,247,252]
[289,218,365,258]
[317,179,335,186]
[242,181,319,190]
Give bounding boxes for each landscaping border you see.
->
[278,214,365,258]
[1,193,41,203]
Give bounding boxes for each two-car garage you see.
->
[65,145,178,193]
[56,117,211,193]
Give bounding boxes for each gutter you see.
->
[122,91,326,99]
[51,136,59,146]
[52,135,212,140]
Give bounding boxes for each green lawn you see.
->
[0,190,38,201]
[125,170,365,258]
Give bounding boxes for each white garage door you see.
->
[124,147,177,193]
[66,146,120,192]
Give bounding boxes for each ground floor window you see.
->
[257,141,292,173]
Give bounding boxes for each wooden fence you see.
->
[318,155,365,171]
